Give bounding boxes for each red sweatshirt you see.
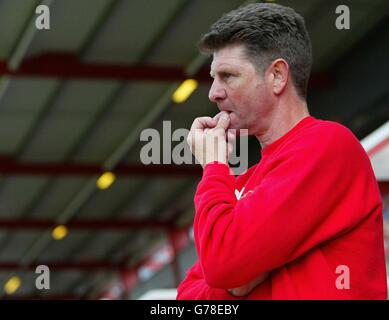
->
[177,116,388,300]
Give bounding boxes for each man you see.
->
[177,3,387,299]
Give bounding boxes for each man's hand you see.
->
[187,111,234,167]
[228,272,270,297]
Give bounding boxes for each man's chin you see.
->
[228,125,249,137]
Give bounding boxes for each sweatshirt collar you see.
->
[260,116,316,158]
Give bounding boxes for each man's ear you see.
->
[268,59,289,95]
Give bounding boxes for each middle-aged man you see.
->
[177,3,388,299]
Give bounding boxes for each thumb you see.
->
[216,112,230,130]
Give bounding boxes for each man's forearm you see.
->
[228,272,270,297]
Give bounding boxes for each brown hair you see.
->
[198,3,312,99]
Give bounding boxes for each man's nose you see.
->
[208,81,226,103]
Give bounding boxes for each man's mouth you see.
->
[217,104,232,113]
[219,108,232,115]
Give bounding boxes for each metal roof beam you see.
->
[379,181,389,195]
[0,260,131,271]
[0,52,210,82]
[0,159,200,176]
[3,295,84,300]
[0,52,335,88]
[0,218,173,230]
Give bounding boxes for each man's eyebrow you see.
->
[210,67,231,77]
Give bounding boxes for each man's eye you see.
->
[221,73,232,80]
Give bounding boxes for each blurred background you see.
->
[0,0,388,299]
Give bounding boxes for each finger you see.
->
[216,112,230,130]
[213,111,223,122]
[190,117,217,130]
[227,143,234,161]
[228,287,247,297]
[227,130,236,141]
[213,111,231,124]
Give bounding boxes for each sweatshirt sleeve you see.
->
[194,125,379,289]
[176,260,237,300]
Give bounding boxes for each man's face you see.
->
[209,44,274,135]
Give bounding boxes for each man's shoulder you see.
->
[299,118,361,149]
[282,117,366,161]
[305,117,352,137]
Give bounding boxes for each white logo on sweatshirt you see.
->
[235,187,245,200]
[235,187,254,200]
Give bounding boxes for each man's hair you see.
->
[198,3,312,99]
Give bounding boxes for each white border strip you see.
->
[361,120,389,153]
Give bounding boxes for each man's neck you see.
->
[255,101,310,149]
